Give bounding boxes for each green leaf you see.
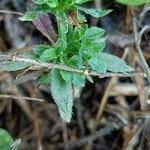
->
[55,10,68,41]
[68,55,82,68]
[0,61,30,72]
[33,0,59,8]
[0,128,13,150]
[60,54,84,86]
[76,6,112,18]
[77,10,87,23]
[49,70,73,122]
[60,71,85,87]
[38,73,49,84]
[22,51,37,59]
[74,0,91,4]
[72,73,85,87]
[45,0,59,8]
[65,25,87,54]
[59,0,73,10]
[82,27,105,40]
[78,24,88,37]
[81,39,106,59]
[116,0,150,6]
[19,4,52,21]
[19,10,37,21]
[60,55,83,83]
[39,48,59,62]
[54,38,67,51]
[60,71,72,82]
[33,45,50,56]
[32,0,45,5]
[88,53,133,73]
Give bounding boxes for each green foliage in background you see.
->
[116,0,150,6]
[0,128,20,150]
[0,0,133,122]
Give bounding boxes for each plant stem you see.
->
[56,10,67,42]
[0,54,144,78]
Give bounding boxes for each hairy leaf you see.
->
[69,55,82,68]
[55,10,68,41]
[33,0,45,5]
[45,0,58,8]
[74,0,91,4]
[76,6,112,18]
[88,53,133,73]
[54,38,67,51]
[81,39,106,59]
[33,0,59,8]
[82,27,105,40]
[39,48,59,62]
[49,70,73,122]
[0,61,30,72]
[60,71,72,83]
[19,4,52,21]
[77,10,87,23]
[33,45,50,56]
[72,73,85,87]
[60,71,85,87]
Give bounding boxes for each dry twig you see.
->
[131,8,150,83]
[0,94,43,102]
[0,10,23,15]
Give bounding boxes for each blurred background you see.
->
[0,0,150,149]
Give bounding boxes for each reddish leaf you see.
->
[33,14,57,43]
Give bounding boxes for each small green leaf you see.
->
[38,73,49,84]
[76,6,112,18]
[60,71,85,87]
[49,70,73,122]
[59,0,73,10]
[74,0,91,4]
[78,24,88,37]
[60,54,83,83]
[72,73,85,87]
[77,10,87,23]
[88,53,133,73]
[65,25,86,54]
[45,0,59,8]
[19,9,37,21]
[82,27,105,40]
[23,51,37,59]
[68,55,82,68]
[39,48,59,62]
[32,0,45,5]
[19,5,52,21]
[0,128,13,150]
[116,0,150,6]
[81,39,106,59]
[54,38,67,51]
[55,10,68,41]
[33,0,59,7]
[33,45,50,56]
[0,61,30,72]
[60,71,72,83]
